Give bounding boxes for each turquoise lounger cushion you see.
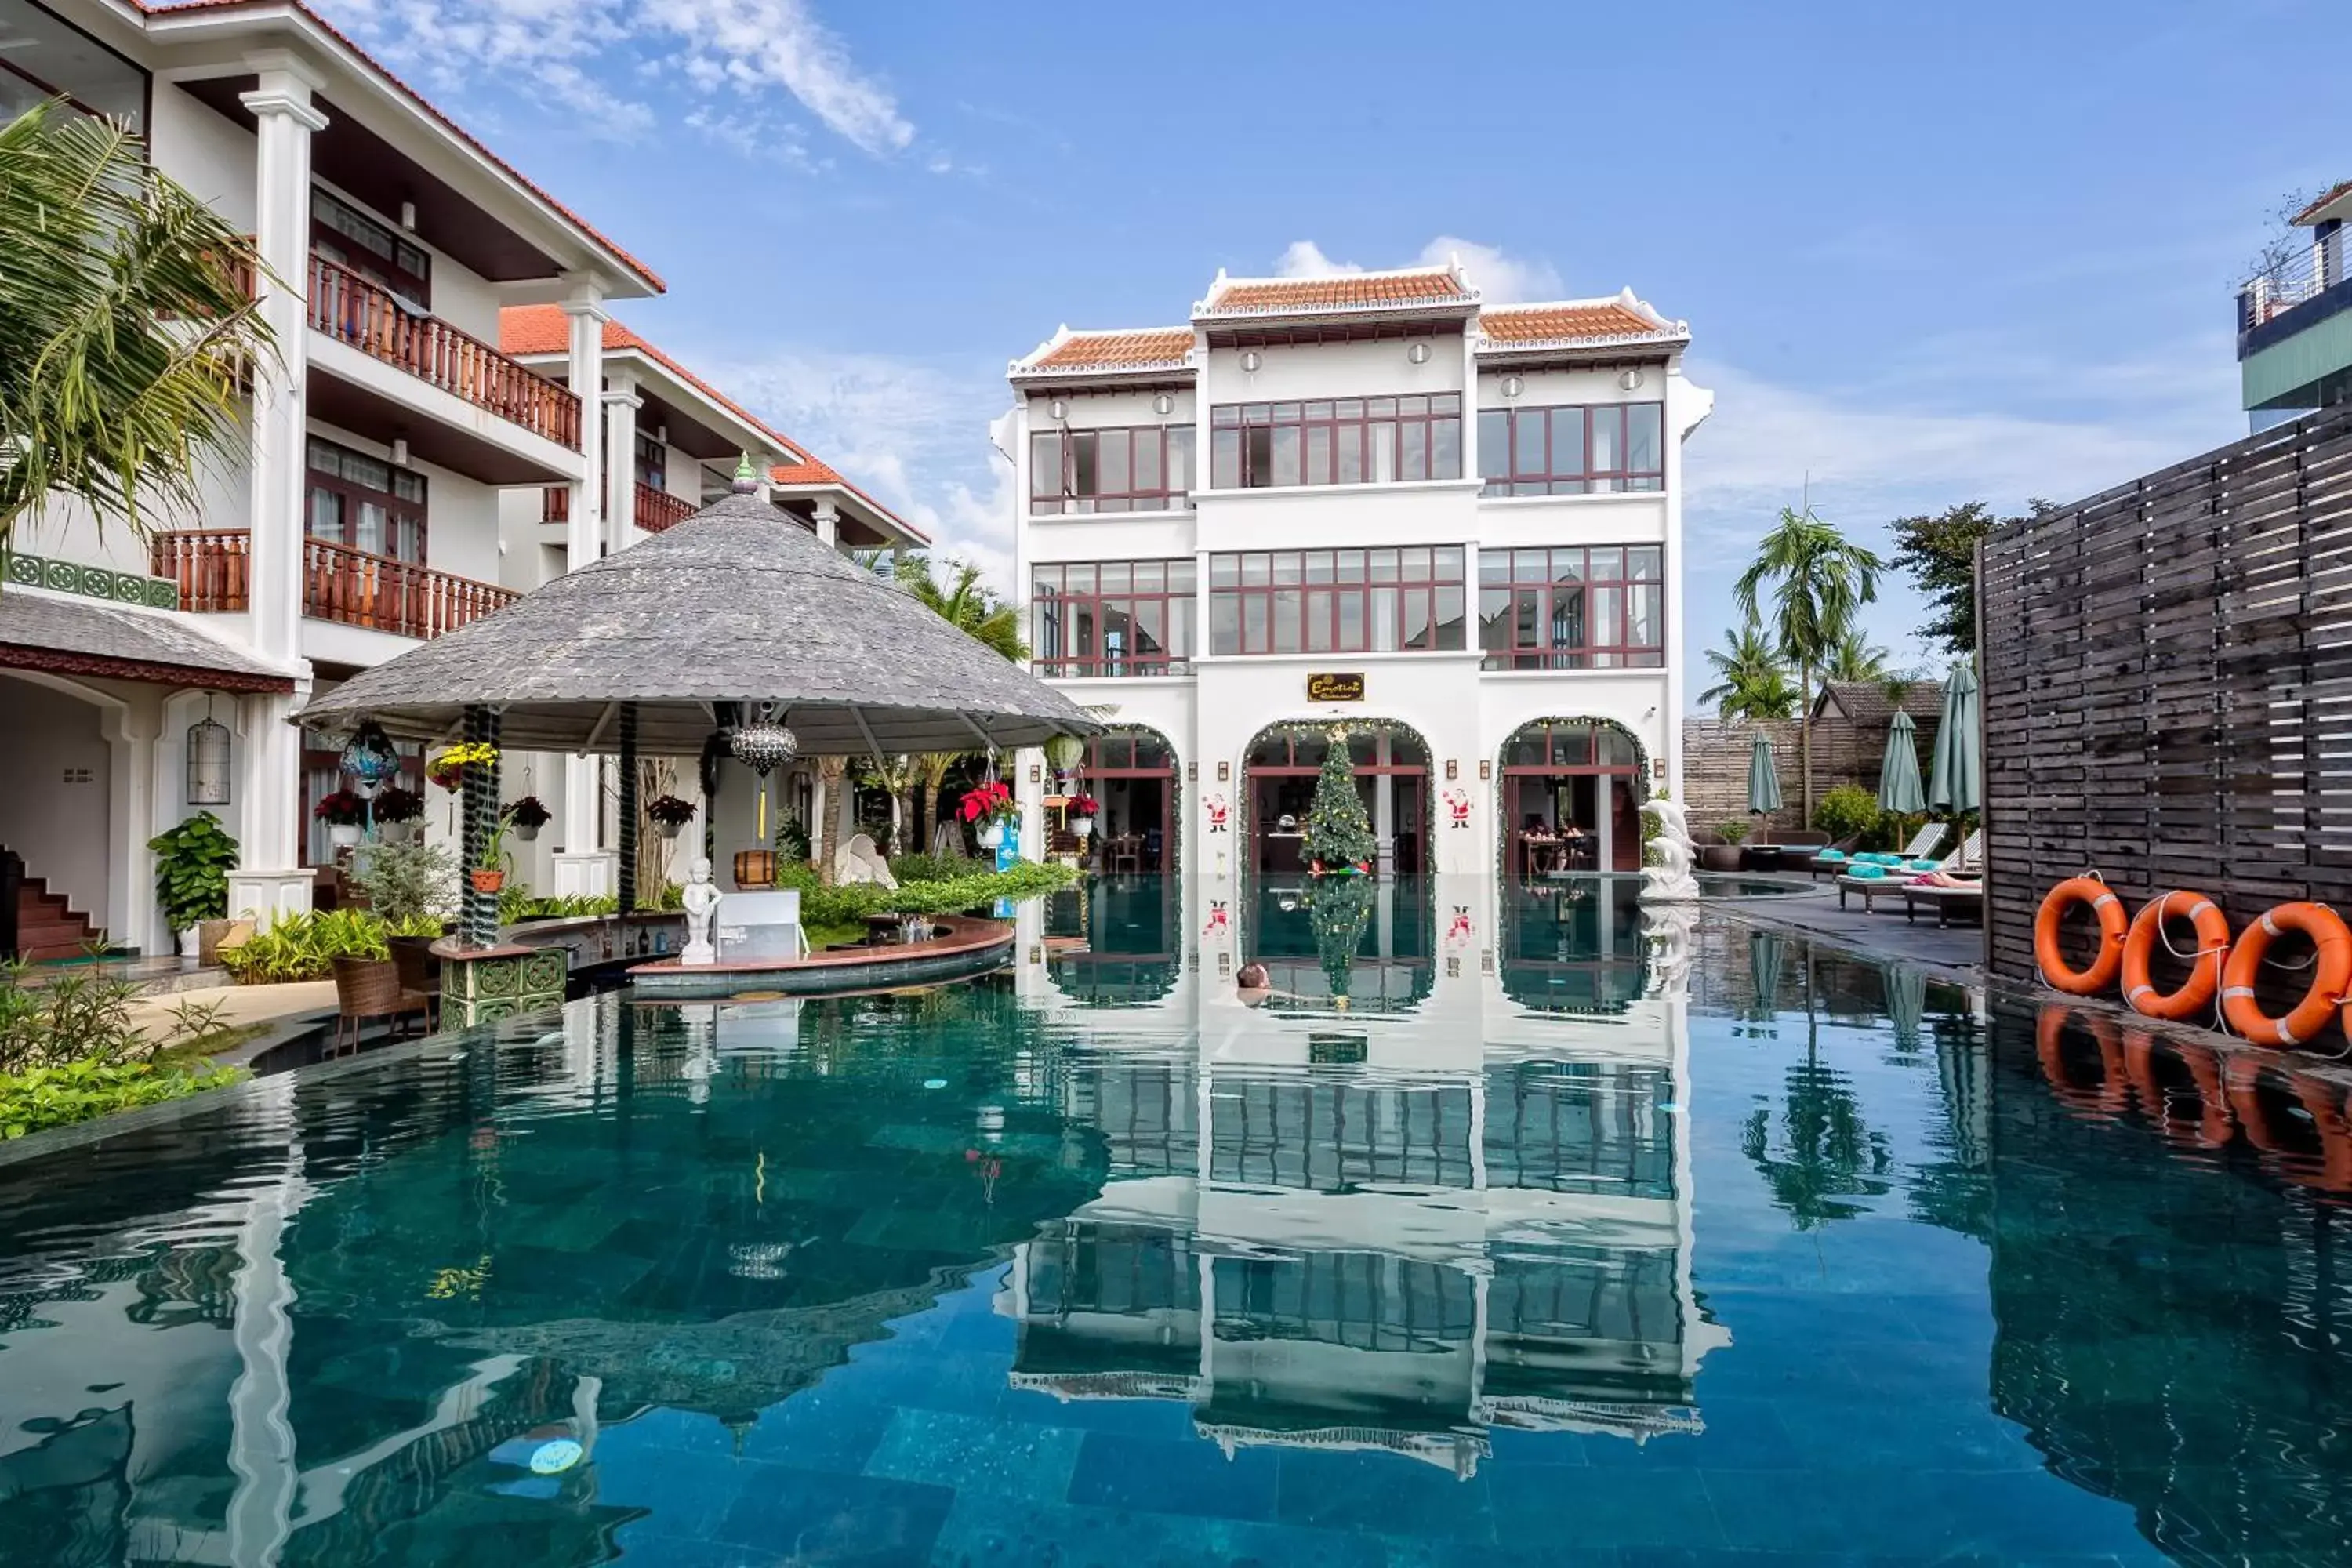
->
[1847,865,1887,880]
[1903,859,1940,872]
[1816,850,1848,864]
[1857,853,1902,865]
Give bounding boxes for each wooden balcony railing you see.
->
[151,531,518,641]
[636,481,695,534]
[543,485,569,524]
[307,254,581,449]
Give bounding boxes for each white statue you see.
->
[1639,794,1702,904]
[831,831,898,890]
[1641,902,1699,998]
[681,857,722,965]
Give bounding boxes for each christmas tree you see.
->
[1305,872,1376,1007]
[1302,727,1376,873]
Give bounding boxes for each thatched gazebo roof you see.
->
[296,488,1096,755]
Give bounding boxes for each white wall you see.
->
[1201,333,1466,406]
[0,674,116,932]
[148,81,257,232]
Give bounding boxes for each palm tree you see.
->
[916,751,965,855]
[1822,629,1893,684]
[1733,507,1884,822]
[894,554,1029,662]
[1699,622,1800,720]
[1,103,274,546]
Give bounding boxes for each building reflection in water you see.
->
[1007,870,1723,1475]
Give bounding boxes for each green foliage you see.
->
[344,840,458,926]
[891,553,1029,661]
[1811,785,1883,846]
[1699,622,1800,720]
[774,861,1075,927]
[1887,499,2056,655]
[1734,506,1886,678]
[0,959,245,1137]
[886,852,967,884]
[775,812,811,862]
[0,103,277,545]
[501,889,615,922]
[1302,730,1377,870]
[1716,819,1751,845]
[1303,873,1375,1002]
[147,811,238,930]
[1823,629,1894,684]
[217,909,438,984]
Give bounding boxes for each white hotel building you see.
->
[1007,262,1710,880]
[0,0,917,960]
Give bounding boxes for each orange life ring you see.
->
[2034,877,2127,995]
[2220,902,2352,1047]
[2120,891,2231,1021]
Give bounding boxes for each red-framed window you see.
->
[1032,559,1196,677]
[1476,402,1664,495]
[307,436,426,564]
[1478,546,1664,670]
[310,187,432,308]
[1209,394,1461,489]
[1082,729,1178,772]
[1208,546,1465,656]
[635,430,666,491]
[1030,424,1195,514]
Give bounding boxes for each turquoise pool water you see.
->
[3,881,2350,1565]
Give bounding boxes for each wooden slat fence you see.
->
[1982,402,2352,979]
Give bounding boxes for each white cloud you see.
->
[1271,236,1564,303]
[310,0,911,157]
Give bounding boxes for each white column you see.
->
[101,698,158,951]
[227,62,324,930]
[553,285,615,901]
[812,498,840,548]
[1373,731,1394,875]
[603,378,641,550]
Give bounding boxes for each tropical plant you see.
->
[893,554,1029,661]
[775,811,811,861]
[1811,784,1882,846]
[147,811,237,931]
[218,908,439,984]
[370,786,425,824]
[500,889,616,922]
[1699,621,1801,720]
[959,780,1018,829]
[1741,1054,1894,1229]
[771,860,1075,928]
[343,840,457,926]
[1067,794,1100,819]
[1303,729,1375,872]
[1,1054,245,1140]
[1887,498,2059,655]
[502,795,552,829]
[1823,629,1894,684]
[1716,819,1751,845]
[0,103,275,549]
[859,752,917,852]
[1734,506,1885,821]
[312,789,369,826]
[645,793,699,828]
[915,753,964,853]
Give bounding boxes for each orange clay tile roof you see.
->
[1479,302,1680,344]
[2295,180,2352,224]
[138,1,662,292]
[1201,268,1472,314]
[499,306,925,545]
[1029,328,1195,372]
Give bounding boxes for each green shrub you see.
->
[346,840,459,926]
[886,852,967,884]
[0,960,247,1137]
[0,1057,243,1139]
[500,888,617,923]
[218,909,439,984]
[147,811,238,931]
[1811,785,1882,845]
[1715,819,1751,845]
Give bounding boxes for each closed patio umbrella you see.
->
[1746,731,1784,815]
[1928,661,1980,815]
[1878,709,1926,815]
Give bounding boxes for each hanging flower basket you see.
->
[960,781,1019,851]
[428,741,499,792]
[502,796,551,843]
[646,794,698,840]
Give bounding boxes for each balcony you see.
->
[152,531,519,641]
[2238,227,2352,413]
[538,482,696,533]
[308,255,581,450]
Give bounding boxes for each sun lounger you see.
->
[1902,881,1983,927]
[1838,829,1982,913]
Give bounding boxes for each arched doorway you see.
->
[1497,718,1648,876]
[1242,720,1430,876]
[1075,725,1178,873]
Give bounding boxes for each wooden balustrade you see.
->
[635,481,695,534]
[151,531,517,641]
[151,529,251,612]
[543,485,570,524]
[307,255,581,449]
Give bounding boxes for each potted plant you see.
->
[503,796,552,843]
[646,794,698,840]
[148,811,238,959]
[1702,819,1748,872]
[314,788,370,848]
[426,741,498,793]
[372,785,425,840]
[1067,794,1099,840]
[959,780,1018,850]
[471,822,510,895]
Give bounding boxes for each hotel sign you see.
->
[1306,672,1365,702]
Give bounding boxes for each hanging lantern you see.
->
[729,706,798,840]
[186,699,233,806]
[339,720,402,800]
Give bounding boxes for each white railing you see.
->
[2240,228,2348,332]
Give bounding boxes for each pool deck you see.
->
[1709,882,1987,980]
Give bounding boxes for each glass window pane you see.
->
[1243,595,1268,653]
[1627,583,1661,648]
[1514,547,1548,580]
[1336,550,1366,583]
[1098,561,1131,593]
[1336,399,1363,420]
[1169,426,1195,492]
[1370,549,1399,583]
[1305,590,1334,652]
[1368,397,1396,418]
[1479,588,1511,651]
[1591,405,1622,473]
[1627,403,1662,474]
[1628,546,1663,581]
[1432,416,1460,480]
[1589,546,1624,583]
[1513,414,1545,477]
[1337,426,1363,485]
[1243,553,1272,586]
[1399,395,1427,417]
[1305,424,1331,485]
[1338,590,1364,650]
[1066,564,1096,594]
[1171,559,1197,593]
[1552,407,1588,478]
[1505,730,1549,767]
[1210,554,1240,587]
[1370,586,1398,651]
[1273,590,1302,652]
[1212,429,1240,488]
[1401,420,1427,481]
[1405,588,1432,649]
[1272,403,1300,422]
[1305,550,1334,585]
[1478,411,1510,481]
[1595,586,1622,647]
[1549,586,1585,649]
[1403,546,1432,581]
[1435,546,1464,582]
[1213,405,1240,427]
[1133,560,1164,593]
[1272,551,1302,586]
[307,488,342,542]
[1031,432,1061,497]
[1244,426,1272,487]
[1479,548,1511,584]
[1435,586,1465,650]
[1072,431,1099,497]
[1134,431,1162,494]
[1305,401,1334,421]
[1271,425,1301,487]
[1073,601,1096,655]
[1370,423,1396,482]
[1212,593,1241,655]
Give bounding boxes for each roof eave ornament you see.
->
[731,452,760,495]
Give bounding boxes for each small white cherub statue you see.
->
[681,857,721,966]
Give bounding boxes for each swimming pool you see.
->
[2,884,2347,1565]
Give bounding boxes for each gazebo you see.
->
[297,472,1096,1010]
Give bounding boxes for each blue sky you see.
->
[317,0,2347,699]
